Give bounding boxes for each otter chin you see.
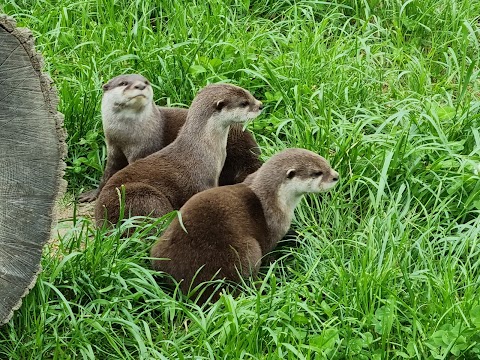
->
[150,148,340,303]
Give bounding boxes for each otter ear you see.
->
[102,83,110,92]
[286,168,296,179]
[216,99,226,110]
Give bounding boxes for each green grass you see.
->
[1,0,480,358]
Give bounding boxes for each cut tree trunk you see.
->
[0,14,67,325]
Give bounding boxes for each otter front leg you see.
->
[78,145,128,203]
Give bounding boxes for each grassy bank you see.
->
[1,0,480,358]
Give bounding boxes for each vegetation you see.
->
[1,0,479,358]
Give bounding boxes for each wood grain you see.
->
[0,14,67,325]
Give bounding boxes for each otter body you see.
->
[95,83,263,225]
[151,148,340,302]
[79,74,261,202]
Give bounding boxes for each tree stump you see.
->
[0,15,67,325]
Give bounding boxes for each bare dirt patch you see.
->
[51,197,96,242]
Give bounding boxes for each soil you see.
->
[51,198,95,241]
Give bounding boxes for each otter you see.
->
[95,83,263,225]
[79,74,262,202]
[150,148,339,303]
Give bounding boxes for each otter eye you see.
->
[312,171,323,177]
[240,100,249,107]
[119,81,127,86]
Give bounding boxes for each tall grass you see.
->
[1,0,480,358]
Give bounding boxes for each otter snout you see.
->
[246,100,263,120]
[331,170,339,182]
[132,82,147,91]
[124,80,150,96]
[257,101,264,112]
[320,169,339,191]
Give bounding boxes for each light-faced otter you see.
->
[79,74,262,202]
[95,83,263,225]
[150,148,339,303]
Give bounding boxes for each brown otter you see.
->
[150,148,339,302]
[79,74,261,202]
[95,83,263,225]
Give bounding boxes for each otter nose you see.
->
[134,83,146,90]
[332,171,339,182]
[258,102,264,111]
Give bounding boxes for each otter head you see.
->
[245,148,339,244]
[101,74,154,116]
[248,148,339,209]
[282,150,339,195]
[189,83,263,128]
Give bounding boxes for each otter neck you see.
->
[248,176,303,253]
[175,113,231,186]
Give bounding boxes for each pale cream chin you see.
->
[247,109,262,119]
[320,180,338,192]
[226,107,261,124]
[125,87,153,100]
[126,96,149,110]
